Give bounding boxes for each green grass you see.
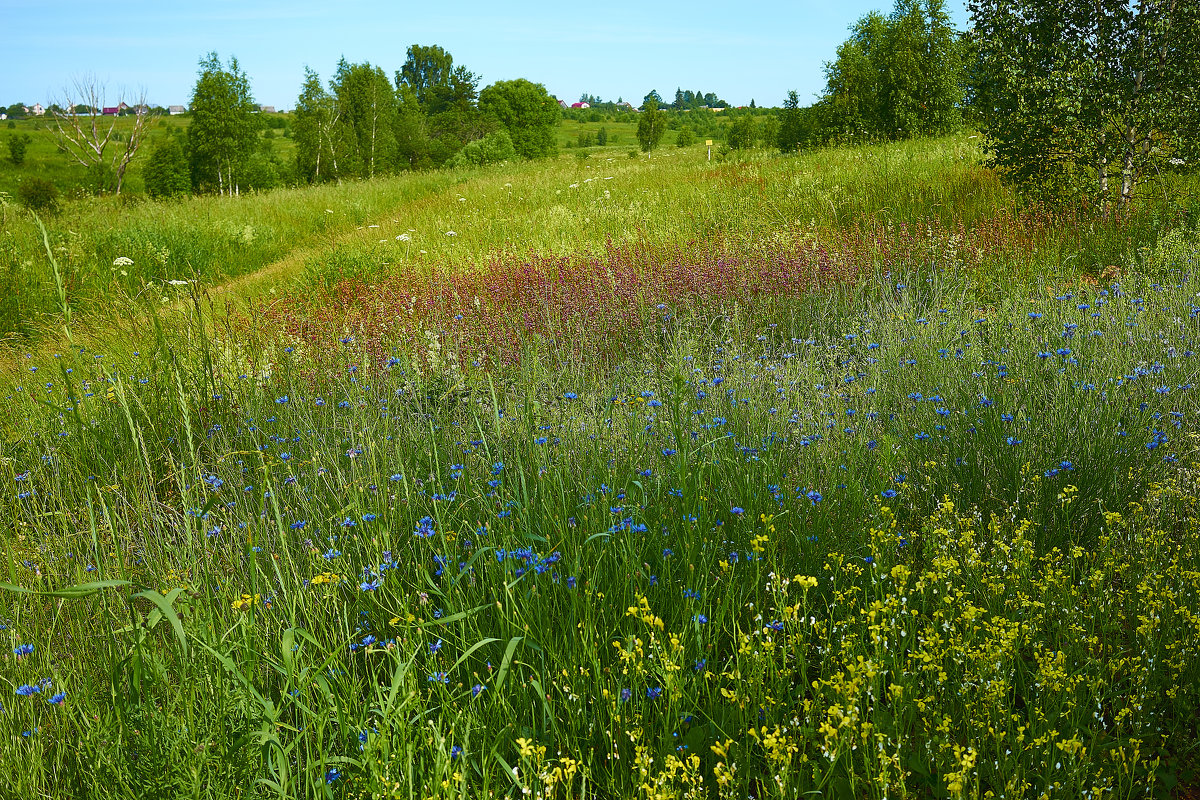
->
[1,133,1199,797]
[6,132,1194,351]
[0,114,295,199]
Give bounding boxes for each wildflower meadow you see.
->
[1,136,1199,798]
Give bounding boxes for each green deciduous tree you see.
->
[396,45,454,109]
[294,67,346,183]
[727,114,758,149]
[143,136,191,198]
[823,0,963,140]
[478,79,560,160]
[969,0,1200,206]
[188,53,258,195]
[636,96,667,154]
[332,59,398,179]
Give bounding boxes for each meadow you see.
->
[1,133,1199,798]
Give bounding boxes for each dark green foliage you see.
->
[393,46,491,166]
[143,137,191,199]
[727,114,757,149]
[675,126,694,147]
[17,177,59,214]
[968,0,1200,205]
[637,97,666,153]
[823,0,963,140]
[396,44,454,108]
[478,79,560,160]
[7,133,30,165]
[187,53,258,194]
[597,126,608,146]
[777,90,807,152]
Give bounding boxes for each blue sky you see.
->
[3,0,971,110]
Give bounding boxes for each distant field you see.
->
[0,112,295,198]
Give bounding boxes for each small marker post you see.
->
[706,140,712,161]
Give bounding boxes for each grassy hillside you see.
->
[6,133,1195,350]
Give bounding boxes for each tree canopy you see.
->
[822,0,963,140]
[478,79,560,160]
[969,0,1200,205]
[188,52,257,194]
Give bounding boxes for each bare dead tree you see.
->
[50,75,151,195]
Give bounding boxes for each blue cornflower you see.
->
[48,692,65,705]
[881,489,897,499]
[472,684,486,698]
[730,506,745,515]
[325,768,341,784]
[646,687,663,700]
[15,684,39,696]
[13,644,34,657]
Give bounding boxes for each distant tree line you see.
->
[290,45,559,184]
[139,46,561,198]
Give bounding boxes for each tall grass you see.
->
[5,134,1195,348]
[1,253,1197,796]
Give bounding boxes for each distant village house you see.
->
[168,105,186,115]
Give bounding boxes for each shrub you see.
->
[446,130,517,168]
[17,176,59,214]
[675,126,695,147]
[7,133,31,165]
[144,137,192,199]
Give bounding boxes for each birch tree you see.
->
[331,59,397,179]
[969,0,1200,206]
[188,53,258,196]
[50,76,149,194]
[294,67,343,182]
